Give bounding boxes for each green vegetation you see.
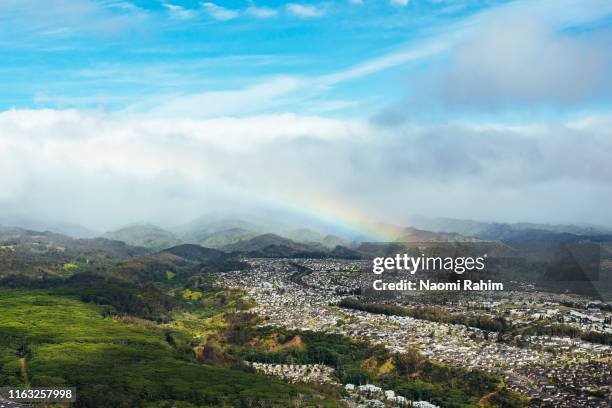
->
[0,229,148,281]
[0,290,342,407]
[199,228,259,249]
[221,233,328,258]
[109,244,248,285]
[165,287,524,407]
[340,298,510,333]
[218,322,525,408]
[49,272,179,322]
[103,224,182,251]
[340,299,612,348]
[63,262,79,272]
[182,289,203,301]
[0,228,528,407]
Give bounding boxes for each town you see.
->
[219,258,612,407]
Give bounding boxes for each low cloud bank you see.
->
[1,109,611,230]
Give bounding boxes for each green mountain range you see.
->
[103,223,182,250]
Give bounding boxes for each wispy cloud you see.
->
[138,76,305,117]
[123,40,445,118]
[162,2,197,20]
[201,2,239,21]
[246,6,278,18]
[390,0,409,6]
[4,0,612,122]
[143,0,612,119]
[285,3,325,18]
[322,41,447,86]
[0,0,149,38]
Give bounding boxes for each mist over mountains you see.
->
[2,213,611,298]
[408,216,612,243]
[3,212,612,253]
[0,215,96,239]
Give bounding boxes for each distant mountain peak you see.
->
[103,224,182,250]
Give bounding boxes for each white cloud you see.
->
[246,6,278,18]
[201,2,239,21]
[162,2,278,21]
[162,2,197,20]
[322,41,446,85]
[390,0,409,6]
[395,10,612,113]
[117,38,445,118]
[0,0,149,38]
[1,108,612,230]
[137,76,305,117]
[285,3,324,18]
[164,2,276,21]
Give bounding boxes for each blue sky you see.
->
[1,0,482,115]
[4,0,610,119]
[1,0,612,231]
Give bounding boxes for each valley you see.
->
[0,220,610,407]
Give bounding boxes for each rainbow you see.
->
[265,190,404,241]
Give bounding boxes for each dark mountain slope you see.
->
[198,227,259,248]
[409,216,612,243]
[103,223,182,250]
[0,228,148,280]
[222,233,328,258]
[161,243,225,261]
